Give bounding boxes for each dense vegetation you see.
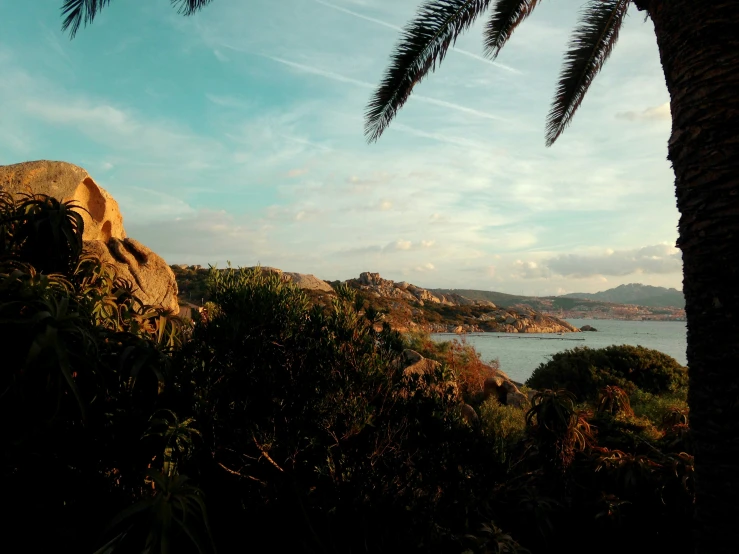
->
[527,345,688,401]
[173,267,570,333]
[2,194,695,553]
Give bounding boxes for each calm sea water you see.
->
[431,319,687,384]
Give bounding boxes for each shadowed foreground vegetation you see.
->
[1,194,694,553]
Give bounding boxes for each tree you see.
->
[60,0,214,38]
[365,1,739,552]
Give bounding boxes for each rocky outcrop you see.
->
[355,271,496,309]
[0,161,178,313]
[249,266,334,293]
[86,239,179,312]
[581,325,598,332]
[401,349,459,400]
[348,272,576,334]
[283,272,334,293]
[461,404,479,424]
[0,160,125,243]
[483,366,529,409]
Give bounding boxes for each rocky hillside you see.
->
[346,272,578,333]
[173,267,579,334]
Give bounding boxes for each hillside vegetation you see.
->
[174,266,579,334]
[2,194,695,554]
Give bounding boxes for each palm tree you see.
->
[60,0,214,38]
[365,1,739,552]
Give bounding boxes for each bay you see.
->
[431,319,687,384]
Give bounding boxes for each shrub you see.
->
[630,389,689,430]
[479,398,527,463]
[1,194,197,553]
[405,331,501,400]
[526,345,687,401]
[176,267,497,552]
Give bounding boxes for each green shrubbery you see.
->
[1,194,696,554]
[526,345,688,400]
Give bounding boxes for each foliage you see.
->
[525,390,592,472]
[597,385,634,417]
[630,388,688,426]
[366,0,635,146]
[2,193,696,553]
[0,194,197,553]
[479,398,527,463]
[173,266,500,552]
[406,330,502,400]
[526,345,688,401]
[61,0,214,38]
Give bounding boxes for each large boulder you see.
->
[0,160,125,242]
[0,161,178,313]
[483,365,529,409]
[401,349,459,400]
[85,239,179,312]
[247,266,335,294]
[283,272,334,293]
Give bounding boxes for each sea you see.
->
[430,319,687,384]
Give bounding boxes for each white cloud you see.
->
[541,244,682,278]
[512,260,551,279]
[0,0,683,295]
[390,239,412,251]
[616,102,671,122]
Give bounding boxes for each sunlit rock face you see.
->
[0,160,179,313]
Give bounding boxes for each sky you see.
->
[0,0,682,295]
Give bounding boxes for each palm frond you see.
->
[483,0,543,58]
[365,0,492,142]
[545,0,630,146]
[170,0,214,16]
[62,0,214,38]
[61,0,111,39]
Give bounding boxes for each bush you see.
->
[404,331,501,401]
[2,193,696,554]
[630,389,688,430]
[526,345,687,401]
[176,268,498,552]
[0,194,193,553]
[479,398,527,463]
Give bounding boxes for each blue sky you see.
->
[0,0,681,295]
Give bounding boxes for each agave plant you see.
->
[9,194,86,275]
[597,385,634,417]
[0,264,99,423]
[463,520,531,553]
[144,409,202,478]
[525,389,592,471]
[94,470,214,554]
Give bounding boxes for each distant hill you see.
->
[431,289,537,309]
[559,283,684,308]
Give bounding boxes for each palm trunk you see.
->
[647,1,739,551]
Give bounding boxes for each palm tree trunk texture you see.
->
[648,1,739,551]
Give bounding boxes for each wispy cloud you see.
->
[313,0,521,74]
[616,102,671,122]
[265,56,506,122]
[0,0,681,295]
[520,244,683,279]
